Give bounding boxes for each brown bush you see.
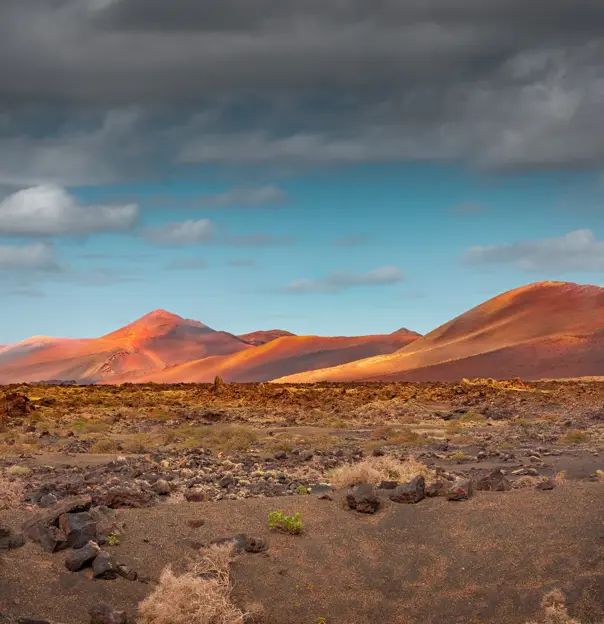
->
[328,456,432,488]
[138,543,245,624]
[0,475,24,510]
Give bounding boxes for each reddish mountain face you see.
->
[237,330,296,346]
[275,281,604,383]
[0,310,250,384]
[391,328,422,337]
[106,333,420,384]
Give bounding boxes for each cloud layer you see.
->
[464,229,604,273]
[283,266,405,293]
[0,1,604,187]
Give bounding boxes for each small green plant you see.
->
[268,510,302,535]
[295,485,311,495]
[317,618,327,624]
[107,533,120,546]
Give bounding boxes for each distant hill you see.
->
[237,330,296,346]
[106,333,420,384]
[275,281,604,382]
[0,312,419,384]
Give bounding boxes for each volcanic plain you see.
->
[2,379,604,623]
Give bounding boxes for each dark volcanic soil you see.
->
[3,380,604,623]
[2,485,604,624]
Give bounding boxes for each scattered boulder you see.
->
[274,451,287,460]
[92,551,119,579]
[188,518,205,528]
[346,484,380,514]
[96,487,156,509]
[151,479,171,495]
[219,475,234,488]
[244,537,268,553]
[117,564,137,581]
[0,524,25,550]
[17,619,54,624]
[536,478,556,491]
[447,479,473,501]
[389,476,425,504]
[184,489,206,502]
[65,541,100,572]
[22,495,92,553]
[39,494,58,508]
[475,469,511,492]
[89,506,122,544]
[426,481,449,498]
[59,512,97,549]
[0,393,32,420]
[89,604,128,624]
[378,480,398,490]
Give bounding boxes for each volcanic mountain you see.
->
[108,333,421,384]
[0,310,251,384]
[0,311,420,384]
[275,281,604,383]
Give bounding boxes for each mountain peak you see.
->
[392,327,421,337]
[103,309,213,342]
[141,309,184,321]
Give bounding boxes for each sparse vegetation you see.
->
[90,438,119,453]
[107,533,120,546]
[558,429,589,445]
[7,465,31,476]
[176,424,259,452]
[295,485,311,495]
[138,543,244,624]
[328,456,432,488]
[526,590,583,624]
[268,510,303,535]
[0,474,24,510]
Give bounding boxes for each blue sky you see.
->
[2,162,604,344]
[2,1,604,344]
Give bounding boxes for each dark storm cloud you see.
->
[1,0,604,180]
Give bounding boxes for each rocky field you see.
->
[2,379,604,623]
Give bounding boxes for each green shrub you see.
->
[268,510,302,535]
[295,485,311,495]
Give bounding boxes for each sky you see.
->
[2,0,604,343]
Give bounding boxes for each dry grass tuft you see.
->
[327,455,432,488]
[0,475,24,510]
[138,542,245,624]
[512,476,543,489]
[526,590,582,624]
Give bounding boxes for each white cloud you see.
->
[145,219,216,245]
[283,266,405,293]
[0,185,138,236]
[463,229,604,273]
[0,242,58,270]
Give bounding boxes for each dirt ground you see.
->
[2,485,604,624]
[3,380,604,623]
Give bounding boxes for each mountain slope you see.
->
[275,281,604,382]
[0,310,250,384]
[108,333,420,383]
[237,330,296,346]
